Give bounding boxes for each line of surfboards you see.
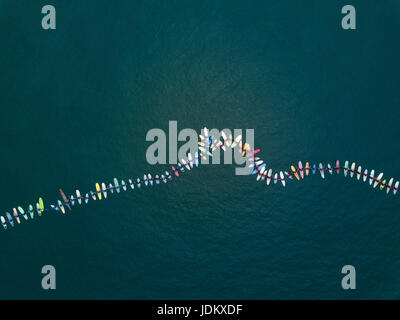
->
[1,198,45,230]
[251,159,399,195]
[1,128,399,231]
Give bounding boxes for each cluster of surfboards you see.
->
[1,198,45,230]
[48,128,250,219]
[250,159,399,194]
[2,128,398,231]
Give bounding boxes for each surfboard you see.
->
[255,160,264,167]
[363,169,368,182]
[267,169,273,185]
[39,197,45,212]
[13,208,20,224]
[221,131,227,141]
[6,212,14,227]
[59,189,71,210]
[327,163,333,175]
[96,183,102,200]
[76,190,82,204]
[260,166,267,181]
[121,180,127,191]
[148,174,153,186]
[227,134,232,147]
[114,178,120,193]
[344,161,349,177]
[231,135,242,148]
[387,178,393,194]
[137,178,142,188]
[257,167,265,181]
[128,179,134,190]
[357,166,362,180]
[312,164,316,175]
[85,193,89,204]
[171,166,179,177]
[188,153,194,168]
[373,172,383,188]
[194,152,199,167]
[182,159,190,170]
[394,181,399,195]
[336,160,340,174]
[1,216,7,230]
[305,162,310,176]
[107,183,113,193]
[258,163,266,171]
[380,180,386,190]
[242,143,249,156]
[319,163,325,179]
[369,169,375,185]
[29,205,34,219]
[18,206,28,220]
[90,191,97,200]
[298,161,304,179]
[211,140,222,151]
[58,200,65,214]
[273,173,278,184]
[350,162,355,178]
[102,183,108,198]
[280,171,285,187]
[291,165,300,180]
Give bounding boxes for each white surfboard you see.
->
[356,166,362,180]
[394,181,399,195]
[363,169,368,182]
[387,178,393,194]
[266,169,273,185]
[76,190,82,205]
[319,163,325,179]
[280,171,285,187]
[350,162,355,178]
[369,170,375,185]
[373,172,383,188]
[257,166,265,181]
[102,183,108,198]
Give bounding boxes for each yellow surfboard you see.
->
[305,162,310,176]
[95,183,102,200]
[291,165,300,181]
[39,197,44,212]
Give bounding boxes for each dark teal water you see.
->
[0,0,399,299]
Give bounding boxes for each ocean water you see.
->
[0,0,399,299]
